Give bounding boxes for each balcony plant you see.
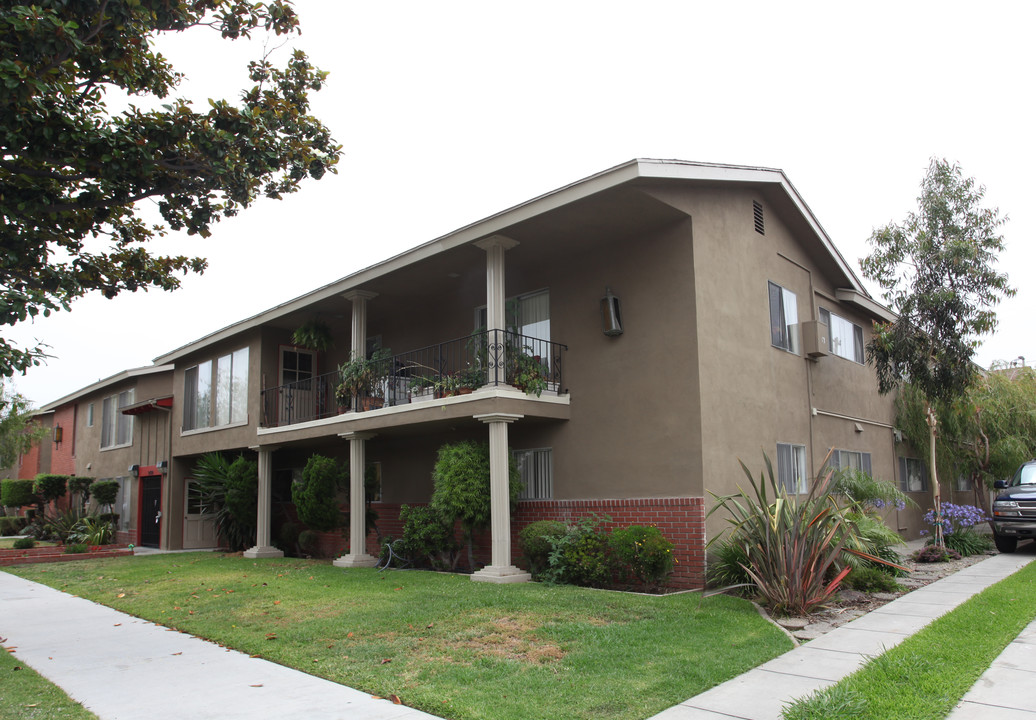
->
[510,352,548,396]
[291,319,333,352]
[336,348,392,410]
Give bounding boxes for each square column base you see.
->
[333,553,379,568]
[471,565,532,584]
[243,545,284,559]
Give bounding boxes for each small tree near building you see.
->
[862,158,1015,546]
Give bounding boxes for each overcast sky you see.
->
[8,0,1035,407]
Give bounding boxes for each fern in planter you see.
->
[291,319,334,351]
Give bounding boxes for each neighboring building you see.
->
[29,159,942,587]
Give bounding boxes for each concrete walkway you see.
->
[1,545,1034,720]
[0,571,441,720]
[651,544,1036,720]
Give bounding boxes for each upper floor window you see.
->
[86,403,94,427]
[776,442,807,494]
[101,390,134,449]
[477,289,550,343]
[184,348,249,431]
[819,307,865,363]
[768,282,799,353]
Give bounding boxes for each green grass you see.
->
[0,646,98,720]
[0,538,57,548]
[5,554,790,720]
[782,561,1036,720]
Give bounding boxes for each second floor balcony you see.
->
[260,329,567,429]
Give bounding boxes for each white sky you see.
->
[8,0,1035,406]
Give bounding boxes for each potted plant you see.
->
[291,319,334,352]
[336,348,392,410]
[410,376,436,402]
[510,352,548,397]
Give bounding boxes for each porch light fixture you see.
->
[601,287,623,336]
[53,425,63,443]
[129,464,140,474]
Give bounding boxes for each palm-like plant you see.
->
[708,455,904,615]
[192,453,258,551]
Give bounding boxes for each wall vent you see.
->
[753,200,765,235]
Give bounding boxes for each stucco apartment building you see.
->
[12,159,957,588]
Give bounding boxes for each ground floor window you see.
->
[899,457,929,492]
[776,443,808,494]
[513,448,552,500]
[827,449,873,475]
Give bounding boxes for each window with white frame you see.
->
[819,307,865,363]
[899,457,928,492]
[100,390,134,449]
[184,348,248,431]
[768,282,799,353]
[513,448,552,500]
[826,449,873,475]
[777,443,808,494]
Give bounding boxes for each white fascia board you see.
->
[152,158,872,364]
[39,364,174,412]
[835,289,896,323]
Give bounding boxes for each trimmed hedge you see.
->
[1,478,36,508]
[0,516,29,535]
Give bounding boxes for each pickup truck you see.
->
[991,459,1036,553]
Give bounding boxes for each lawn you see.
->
[5,553,790,720]
[0,646,98,720]
[0,538,57,548]
[782,561,1036,720]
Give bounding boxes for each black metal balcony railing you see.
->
[261,330,567,428]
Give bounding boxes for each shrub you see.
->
[12,536,34,549]
[89,480,119,513]
[33,474,69,511]
[706,539,756,592]
[42,508,87,542]
[64,543,89,554]
[98,512,120,526]
[67,476,94,510]
[842,566,902,593]
[544,515,614,587]
[1,478,36,508]
[276,521,302,556]
[67,516,115,545]
[939,529,993,557]
[430,440,521,568]
[707,455,902,616]
[519,520,567,578]
[913,544,962,563]
[397,504,460,570]
[609,525,675,589]
[192,453,258,551]
[294,455,344,532]
[0,515,28,535]
[297,529,319,556]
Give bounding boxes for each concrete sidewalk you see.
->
[0,571,442,720]
[651,545,1036,720]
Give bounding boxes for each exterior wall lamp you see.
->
[601,287,623,336]
[53,425,63,443]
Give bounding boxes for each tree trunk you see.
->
[927,403,944,548]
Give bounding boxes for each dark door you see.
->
[140,477,162,547]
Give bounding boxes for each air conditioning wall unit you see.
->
[802,320,829,358]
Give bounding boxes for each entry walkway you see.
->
[0,571,440,720]
[651,547,1036,720]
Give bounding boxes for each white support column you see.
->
[244,446,284,559]
[333,431,378,568]
[471,413,530,584]
[342,289,377,411]
[473,235,518,387]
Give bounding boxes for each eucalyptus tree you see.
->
[862,158,1014,546]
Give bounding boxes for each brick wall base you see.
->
[305,496,706,590]
[0,544,134,567]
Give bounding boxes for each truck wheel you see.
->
[994,534,1018,553]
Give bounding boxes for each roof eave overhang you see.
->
[39,365,174,412]
[835,289,896,323]
[152,158,875,364]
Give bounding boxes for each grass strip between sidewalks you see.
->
[5,553,790,720]
[782,560,1036,720]
[0,645,98,720]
